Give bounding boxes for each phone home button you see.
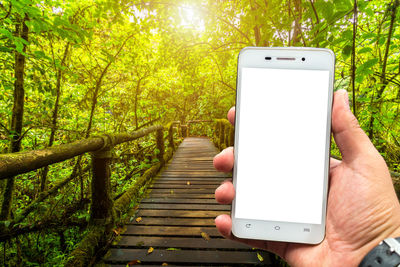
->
[274,226,280,230]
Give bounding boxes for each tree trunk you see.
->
[0,15,28,220]
[134,78,142,130]
[250,0,261,46]
[292,0,302,45]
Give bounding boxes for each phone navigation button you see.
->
[274,226,281,230]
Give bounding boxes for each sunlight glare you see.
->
[179,5,205,31]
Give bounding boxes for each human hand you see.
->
[213,89,400,266]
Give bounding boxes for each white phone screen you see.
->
[235,67,330,225]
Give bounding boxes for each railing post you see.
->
[156,128,165,165]
[90,142,113,226]
[168,123,175,150]
[213,121,219,145]
[181,125,188,138]
[229,125,235,147]
[187,123,191,137]
[225,123,233,148]
[219,122,225,150]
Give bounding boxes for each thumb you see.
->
[332,89,376,163]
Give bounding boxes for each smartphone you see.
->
[232,47,335,244]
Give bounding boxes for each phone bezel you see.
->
[232,47,335,244]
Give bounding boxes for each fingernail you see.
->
[220,148,229,156]
[215,182,226,193]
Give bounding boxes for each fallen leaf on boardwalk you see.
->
[257,252,264,262]
[136,241,144,247]
[201,232,211,241]
[170,190,174,194]
[166,247,181,251]
[113,229,120,235]
[135,217,142,223]
[162,263,168,266]
[147,247,154,254]
[127,259,141,266]
[186,181,191,185]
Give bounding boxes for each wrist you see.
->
[355,226,400,266]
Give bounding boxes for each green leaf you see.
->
[0,28,13,40]
[0,46,11,52]
[320,2,334,20]
[363,32,377,39]
[364,8,374,17]
[335,0,352,11]
[342,30,353,41]
[378,37,386,45]
[15,36,29,46]
[342,45,352,60]
[358,47,372,54]
[33,50,47,59]
[359,58,378,71]
[15,41,24,53]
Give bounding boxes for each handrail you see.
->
[213,119,234,150]
[0,123,179,233]
[0,125,162,179]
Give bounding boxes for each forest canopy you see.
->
[0,0,399,265]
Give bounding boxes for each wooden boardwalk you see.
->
[104,137,271,266]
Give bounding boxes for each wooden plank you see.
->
[128,217,216,226]
[158,177,228,181]
[139,203,230,211]
[153,180,223,185]
[105,249,270,264]
[173,156,215,159]
[150,184,219,189]
[141,198,219,204]
[136,209,229,218]
[123,225,220,236]
[148,193,215,199]
[150,188,216,194]
[113,236,251,249]
[166,162,214,164]
[160,175,228,178]
[165,166,217,169]
[162,171,225,174]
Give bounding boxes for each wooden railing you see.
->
[213,119,234,150]
[0,122,183,265]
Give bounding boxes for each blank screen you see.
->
[235,67,330,225]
